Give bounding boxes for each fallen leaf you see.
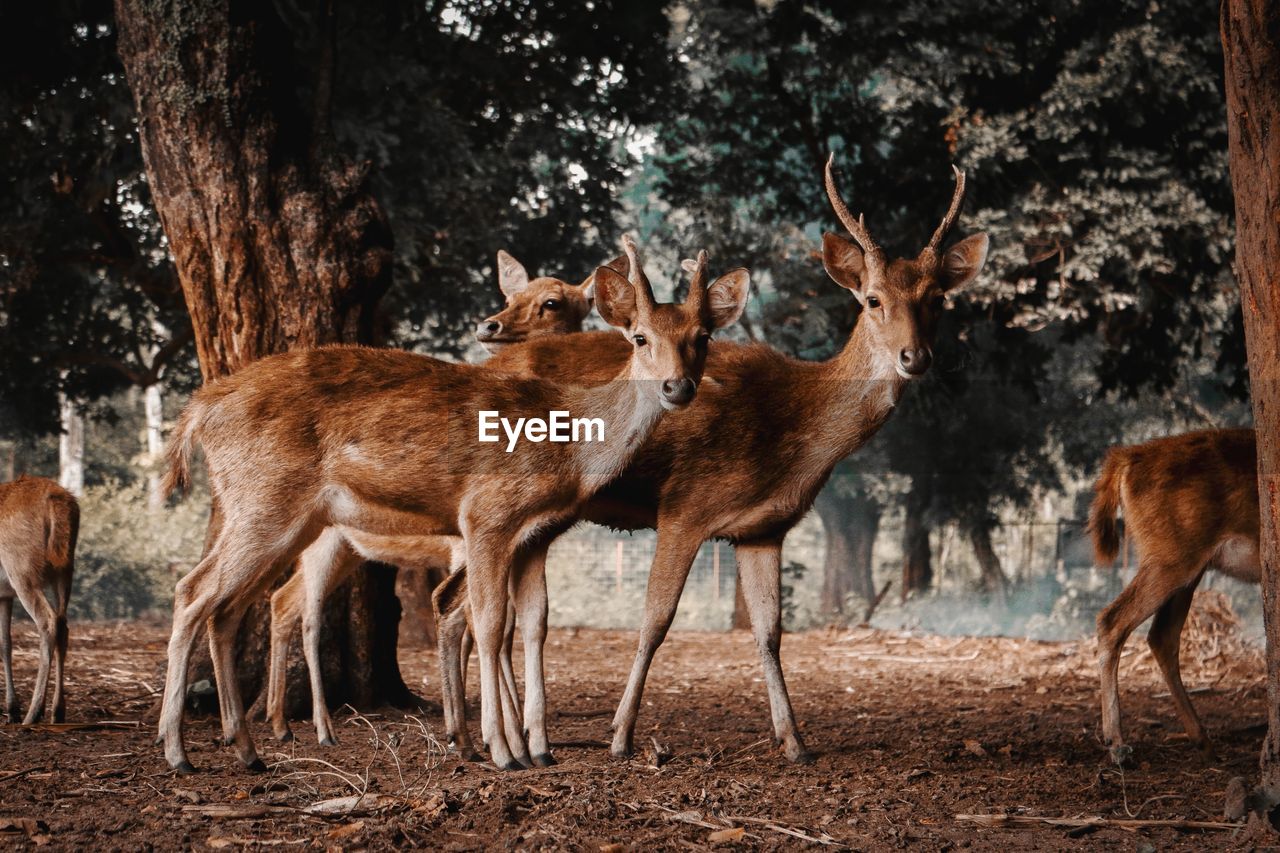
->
[0,818,49,835]
[304,794,398,816]
[173,788,203,804]
[598,844,624,853]
[963,739,987,758]
[709,826,745,843]
[325,821,365,841]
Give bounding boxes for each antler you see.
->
[683,249,710,311]
[923,165,967,259]
[824,154,885,270]
[620,234,656,310]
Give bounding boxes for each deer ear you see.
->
[680,258,698,274]
[704,269,750,330]
[822,232,867,296]
[496,250,530,298]
[592,265,637,330]
[939,233,989,292]
[580,253,628,307]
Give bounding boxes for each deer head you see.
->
[821,155,989,379]
[593,236,749,410]
[475,250,627,351]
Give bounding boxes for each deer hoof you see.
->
[1109,744,1134,767]
[318,735,338,748]
[788,748,816,765]
[465,751,485,763]
[52,707,65,724]
[277,729,294,744]
[174,760,198,776]
[532,753,557,768]
[245,757,268,773]
[500,759,525,772]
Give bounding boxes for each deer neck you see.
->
[562,364,666,495]
[805,320,909,457]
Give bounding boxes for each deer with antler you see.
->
[434,156,989,763]
[157,237,749,772]
[262,251,626,748]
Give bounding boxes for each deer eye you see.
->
[633,334,647,347]
[542,298,560,311]
[866,295,881,309]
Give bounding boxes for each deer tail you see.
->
[161,402,202,500]
[45,492,79,580]
[1088,449,1126,567]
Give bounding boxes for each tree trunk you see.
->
[901,478,933,600]
[116,0,403,719]
[1222,0,1280,821]
[57,387,84,497]
[143,381,165,511]
[969,523,1008,599]
[815,488,881,614]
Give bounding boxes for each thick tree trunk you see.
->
[901,478,933,600]
[815,488,881,614]
[143,381,164,511]
[57,388,84,497]
[115,0,404,719]
[969,523,1007,599]
[1222,0,1280,821]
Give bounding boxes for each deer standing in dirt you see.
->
[264,251,623,747]
[1088,427,1260,765]
[158,238,749,773]
[435,156,990,763]
[0,476,78,724]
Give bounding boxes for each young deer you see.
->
[158,238,749,773]
[264,251,624,746]
[436,156,990,763]
[0,476,78,724]
[1089,427,1259,765]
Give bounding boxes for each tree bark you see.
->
[901,478,933,600]
[969,523,1008,599]
[816,488,881,614]
[57,386,84,497]
[1222,0,1280,821]
[115,0,404,719]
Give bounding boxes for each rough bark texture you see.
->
[901,479,933,600]
[816,488,881,614]
[1222,0,1280,819]
[969,523,1008,598]
[115,0,406,717]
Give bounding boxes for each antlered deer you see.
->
[264,251,625,746]
[436,156,990,763]
[158,238,749,772]
[0,476,78,724]
[1089,427,1259,765]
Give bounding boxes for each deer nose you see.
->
[661,378,697,407]
[475,319,502,341]
[898,347,932,376]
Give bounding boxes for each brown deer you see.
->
[264,251,624,747]
[158,238,749,773]
[1088,427,1259,765]
[0,476,78,724]
[435,156,990,763]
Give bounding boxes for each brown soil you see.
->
[0,615,1266,850]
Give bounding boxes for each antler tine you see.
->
[824,154,883,262]
[684,249,710,311]
[925,165,967,254]
[620,233,656,309]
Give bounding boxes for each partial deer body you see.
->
[1089,427,1259,765]
[159,240,747,772]
[0,476,78,724]
[437,157,990,762]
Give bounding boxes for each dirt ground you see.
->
[0,605,1267,851]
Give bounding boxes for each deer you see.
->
[433,156,990,764]
[263,250,625,747]
[156,236,750,773]
[1088,427,1260,766]
[0,476,78,725]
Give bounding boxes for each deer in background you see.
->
[158,237,749,773]
[435,156,990,763]
[1089,427,1260,765]
[264,251,624,747]
[0,476,78,724]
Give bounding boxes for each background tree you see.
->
[1220,0,1280,826]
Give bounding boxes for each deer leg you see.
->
[0,596,16,722]
[500,594,522,730]
[437,599,479,759]
[737,539,811,763]
[464,532,526,771]
[513,543,552,766]
[51,573,70,723]
[266,574,304,742]
[611,528,702,758]
[299,531,362,747]
[208,598,264,770]
[9,561,57,725]
[1147,576,1209,752]
[158,553,225,773]
[1096,558,1196,765]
